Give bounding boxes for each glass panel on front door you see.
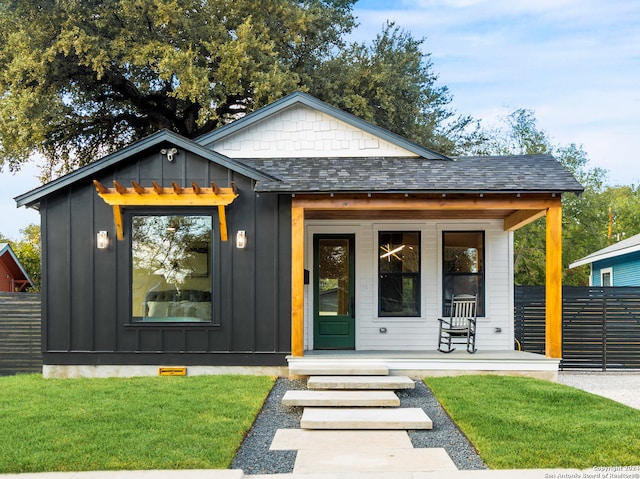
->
[318,238,351,316]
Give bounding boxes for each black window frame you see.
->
[378,231,421,318]
[442,231,485,317]
[128,208,218,326]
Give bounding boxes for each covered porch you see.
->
[290,192,564,363]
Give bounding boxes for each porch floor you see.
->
[287,350,560,381]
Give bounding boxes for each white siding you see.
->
[303,219,514,351]
[213,104,415,159]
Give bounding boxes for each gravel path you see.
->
[231,378,487,475]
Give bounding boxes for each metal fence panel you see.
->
[515,286,640,370]
[514,286,545,354]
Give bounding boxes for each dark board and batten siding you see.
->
[0,293,41,375]
[40,144,291,367]
[515,286,640,370]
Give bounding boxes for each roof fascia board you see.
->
[15,130,272,208]
[569,243,640,268]
[196,91,451,160]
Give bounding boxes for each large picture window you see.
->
[131,214,213,323]
[443,231,484,316]
[378,231,420,317]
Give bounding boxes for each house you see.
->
[0,243,33,292]
[569,232,640,286]
[15,92,583,378]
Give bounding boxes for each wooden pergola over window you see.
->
[93,180,239,241]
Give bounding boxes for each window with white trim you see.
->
[600,267,613,287]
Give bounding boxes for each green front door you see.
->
[313,234,355,349]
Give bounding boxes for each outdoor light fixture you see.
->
[96,231,109,249]
[160,147,178,162]
[236,230,247,249]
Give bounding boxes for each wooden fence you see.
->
[0,292,41,375]
[515,286,640,370]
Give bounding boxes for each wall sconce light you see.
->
[236,230,247,249]
[96,231,109,249]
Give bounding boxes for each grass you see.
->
[425,375,640,469]
[0,374,274,473]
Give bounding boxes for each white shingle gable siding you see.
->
[213,104,416,159]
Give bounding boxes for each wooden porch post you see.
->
[545,204,563,358]
[291,206,305,357]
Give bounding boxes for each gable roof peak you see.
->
[0,242,33,286]
[196,91,450,161]
[15,129,272,209]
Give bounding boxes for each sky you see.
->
[1,0,639,240]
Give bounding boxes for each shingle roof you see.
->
[238,154,584,194]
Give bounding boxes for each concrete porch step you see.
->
[293,448,456,473]
[300,407,433,430]
[307,375,415,390]
[289,362,389,376]
[282,390,400,407]
[270,429,414,451]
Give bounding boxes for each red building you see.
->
[0,243,33,292]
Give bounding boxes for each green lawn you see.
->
[0,374,274,473]
[425,375,640,469]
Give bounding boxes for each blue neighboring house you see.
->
[569,233,640,286]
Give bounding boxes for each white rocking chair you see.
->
[437,294,477,354]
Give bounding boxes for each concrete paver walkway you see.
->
[292,447,456,474]
[270,430,413,450]
[282,390,400,407]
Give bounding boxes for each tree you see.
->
[309,23,481,155]
[0,224,41,291]
[0,0,357,179]
[478,109,609,286]
[0,1,473,180]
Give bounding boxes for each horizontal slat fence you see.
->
[0,293,41,375]
[515,286,640,370]
[514,286,545,355]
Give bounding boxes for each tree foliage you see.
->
[0,0,357,178]
[309,23,481,155]
[480,109,640,286]
[0,1,475,180]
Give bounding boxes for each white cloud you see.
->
[352,0,640,186]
